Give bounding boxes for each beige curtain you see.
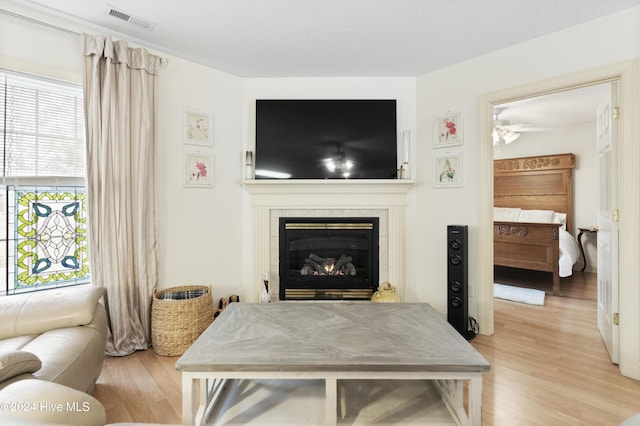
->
[82,34,161,356]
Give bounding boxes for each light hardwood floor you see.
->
[92,271,640,425]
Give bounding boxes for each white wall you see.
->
[414,7,640,319]
[156,58,244,301]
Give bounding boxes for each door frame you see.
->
[477,59,640,380]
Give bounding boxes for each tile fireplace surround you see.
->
[244,180,414,302]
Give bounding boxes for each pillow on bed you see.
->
[518,209,554,223]
[552,212,567,229]
[494,207,522,222]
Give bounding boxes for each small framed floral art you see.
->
[433,152,463,188]
[433,112,462,148]
[183,109,212,146]
[184,151,214,188]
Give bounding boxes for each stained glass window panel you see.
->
[10,185,90,292]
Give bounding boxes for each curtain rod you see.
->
[0,8,169,67]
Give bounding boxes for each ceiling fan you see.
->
[322,143,355,178]
[493,107,551,145]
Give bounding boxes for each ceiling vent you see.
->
[105,5,156,31]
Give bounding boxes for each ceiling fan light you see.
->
[492,129,500,145]
[503,131,520,144]
[324,159,337,172]
[324,154,354,174]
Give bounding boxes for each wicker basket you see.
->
[151,285,213,356]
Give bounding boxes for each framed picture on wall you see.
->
[433,151,463,188]
[433,112,462,148]
[183,109,212,146]
[184,151,214,188]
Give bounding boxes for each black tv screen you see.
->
[255,99,397,179]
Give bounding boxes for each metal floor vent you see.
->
[105,5,156,31]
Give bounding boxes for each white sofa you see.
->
[0,285,109,425]
[0,379,107,425]
[0,285,108,392]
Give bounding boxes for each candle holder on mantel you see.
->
[401,129,411,180]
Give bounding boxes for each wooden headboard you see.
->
[494,153,576,232]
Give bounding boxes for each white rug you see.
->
[494,283,545,306]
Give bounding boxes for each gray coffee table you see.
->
[176,302,490,425]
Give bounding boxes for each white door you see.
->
[596,82,619,364]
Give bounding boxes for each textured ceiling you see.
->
[10,0,640,77]
[4,0,629,127]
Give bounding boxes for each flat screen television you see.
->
[254,99,397,179]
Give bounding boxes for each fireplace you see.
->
[279,217,379,300]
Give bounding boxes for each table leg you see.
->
[193,378,211,425]
[200,378,209,411]
[468,376,483,426]
[182,374,195,425]
[325,378,337,426]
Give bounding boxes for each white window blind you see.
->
[0,70,89,295]
[0,70,85,178]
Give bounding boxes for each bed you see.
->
[494,153,581,296]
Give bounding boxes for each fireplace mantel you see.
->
[244,179,414,191]
[244,179,415,204]
[244,179,414,301]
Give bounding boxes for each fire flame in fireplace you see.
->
[301,253,356,276]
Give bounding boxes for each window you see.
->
[0,70,90,294]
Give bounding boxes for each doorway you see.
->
[475,60,640,380]
[491,83,609,300]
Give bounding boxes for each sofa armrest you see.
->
[0,286,106,340]
[0,379,106,426]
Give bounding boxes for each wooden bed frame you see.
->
[494,153,576,296]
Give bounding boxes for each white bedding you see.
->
[559,228,580,277]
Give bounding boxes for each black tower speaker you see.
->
[447,225,473,339]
